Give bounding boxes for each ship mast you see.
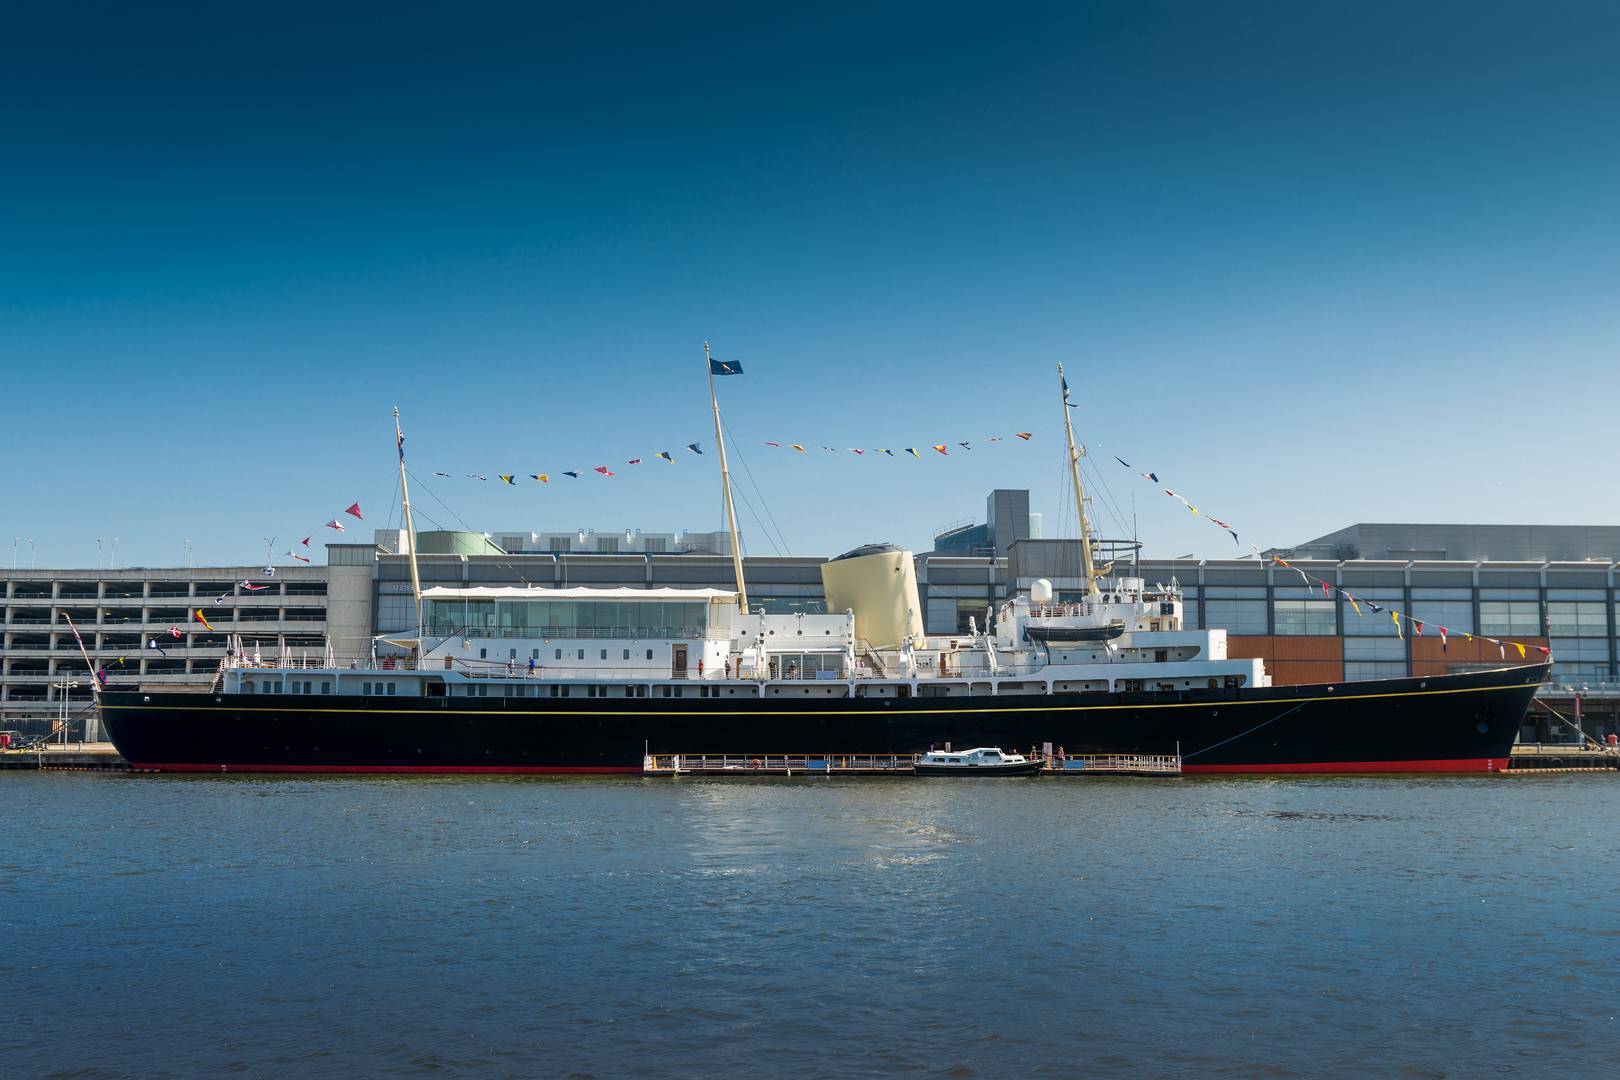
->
[394,405,425,646]
[1058,362,1101,597]
[706,341,749,614]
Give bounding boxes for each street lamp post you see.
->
[12,537,34,570]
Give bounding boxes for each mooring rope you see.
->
[1181,700,1311,760]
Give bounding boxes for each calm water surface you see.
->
[2,773,1617,1078]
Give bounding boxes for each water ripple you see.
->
[1,774,1617,1077]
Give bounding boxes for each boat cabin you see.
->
[918,747,1026,767]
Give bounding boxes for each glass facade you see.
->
[426,598,708,638]
[1480,601,1540,636]
[1410,600,1473,635]
[1203,599,1267,635]
[1345,661,1405,681]
[1547,602,1607,636]
[1344,637,1404,661]
[1273,599,1335,635]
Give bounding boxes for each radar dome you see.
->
[1031,579,1054,604]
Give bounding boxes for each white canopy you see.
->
[420,586,738,601]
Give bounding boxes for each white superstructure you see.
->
[213,362,1268,701]
[217,567,1265,700]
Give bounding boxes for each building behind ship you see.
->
[4,490,1618,741]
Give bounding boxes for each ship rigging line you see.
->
[1180,702,1310,760]
[719,415,792,557]
[405,469,536,587]
[1083,450,1132,541]
[727,485,785,559]
[383,467,402,538]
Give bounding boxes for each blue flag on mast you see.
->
[709,358,743,376]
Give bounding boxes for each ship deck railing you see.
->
[224,655,866,682]
[424,625,708,640]
[645,753,917,775]
[1539,680,1620,699]
[220,655,1176,687]
[643,752,1183,776]
[1052,753,1183,775]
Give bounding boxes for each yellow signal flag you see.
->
[193,609,215,632]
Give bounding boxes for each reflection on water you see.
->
[1,774,1617,1077]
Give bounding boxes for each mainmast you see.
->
[706,341,749,613]
[1058,363,1101,597]
[394,405,425,645]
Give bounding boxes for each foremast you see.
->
[1058,362,1101,598]
[394,405,425,645]
[705,341,749,614]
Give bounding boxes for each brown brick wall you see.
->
[1227,635,1345,685]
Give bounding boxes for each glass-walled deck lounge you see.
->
[426,598,709,639]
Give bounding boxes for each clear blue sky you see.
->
[4,2,1617,569]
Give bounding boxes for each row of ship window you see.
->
[241,680,398,695]
[477,647,658,661]
[452,683,728,698]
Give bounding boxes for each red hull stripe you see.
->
[129,763,643,775]
[1184,757,1500,775]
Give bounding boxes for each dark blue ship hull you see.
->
[100,664,1545,775]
